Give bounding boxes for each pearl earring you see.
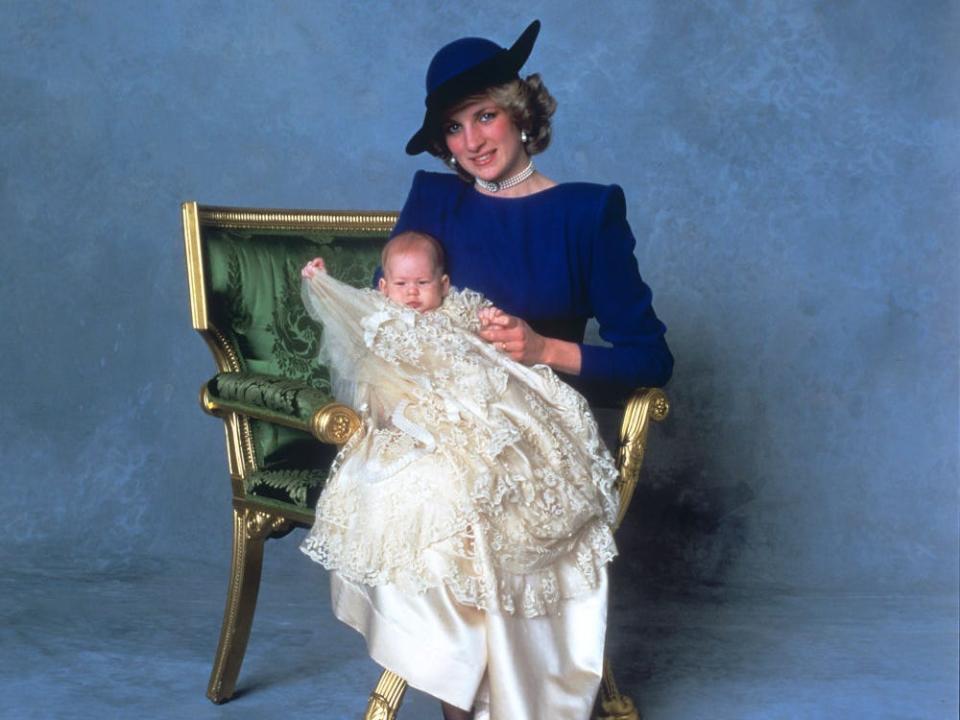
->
[449,157,457,166]
[521,130,529,143]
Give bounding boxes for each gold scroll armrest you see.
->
[200,383,362,445]
[613,387,670,530]
[309,402,363,444]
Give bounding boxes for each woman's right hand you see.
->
[301,257,327,278]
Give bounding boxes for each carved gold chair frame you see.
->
[182,201,668,720]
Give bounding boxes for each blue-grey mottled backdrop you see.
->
[1,0,957,596]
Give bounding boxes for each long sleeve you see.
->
[578,185,673,395]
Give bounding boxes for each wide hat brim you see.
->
[405,20,541,156]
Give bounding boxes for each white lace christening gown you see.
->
[299,270,620,619]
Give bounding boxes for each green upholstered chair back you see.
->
[183,204,395,511]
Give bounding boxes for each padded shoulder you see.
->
[556,182,626,215]
[409,169,465,200]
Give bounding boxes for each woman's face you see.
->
[443,97,528,184]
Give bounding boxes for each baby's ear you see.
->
[441,274,450,296]
[377,277,387,293]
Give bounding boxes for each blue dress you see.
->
[392,170,673,404]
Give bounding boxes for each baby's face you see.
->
[378,251,449,312]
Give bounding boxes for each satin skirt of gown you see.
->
[330,569,608,720]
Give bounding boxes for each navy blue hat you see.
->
[405,20,541,156]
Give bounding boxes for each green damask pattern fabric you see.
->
[203,227,386,505]
[245,469,328,508]
[212,372,332,423]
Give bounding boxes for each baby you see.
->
[303,230,508,336]
[299,231,619,719]
[304,231,449,311]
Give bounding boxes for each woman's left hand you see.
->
[478,307,546,365]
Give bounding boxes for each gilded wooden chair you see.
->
[181,201,669,719]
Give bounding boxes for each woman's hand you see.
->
[301,257,327,278]
[478,306,583,374]
[478,306,546,365]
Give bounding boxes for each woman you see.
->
[332,20,673,720]
[396,20,673,407]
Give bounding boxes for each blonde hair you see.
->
[382,231,446,276]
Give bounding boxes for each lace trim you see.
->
[301,512,617,618]
[300,282,620,617]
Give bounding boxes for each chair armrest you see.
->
[613,387,670,529]
[199,371,362,444]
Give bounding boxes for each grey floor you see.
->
[3,539,957,720]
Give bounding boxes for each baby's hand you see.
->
[301,257,327,278]
[478,306,506,327]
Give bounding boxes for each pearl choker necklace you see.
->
[474,160,535,193]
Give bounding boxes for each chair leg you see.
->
[360,660,631,719]
[364,669,409,720]
[595,657,641,720]
[206,506,288,703]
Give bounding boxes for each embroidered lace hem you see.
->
[301,516,617,618]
